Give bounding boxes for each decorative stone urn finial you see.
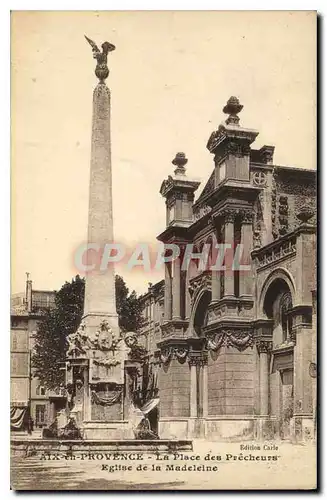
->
[296,207,314,225]
[172,152,188,175]
[223,96,243,126]
[85,35,116,83]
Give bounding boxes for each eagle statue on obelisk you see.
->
[84,35,115,82]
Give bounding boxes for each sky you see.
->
[11,10,316,296]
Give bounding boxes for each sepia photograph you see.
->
[10,10,317,490]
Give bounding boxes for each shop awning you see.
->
[10,406,27,430]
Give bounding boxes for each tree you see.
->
[32,274,144,390]
[115,275,144,333]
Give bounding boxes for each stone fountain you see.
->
[11,37,192,455]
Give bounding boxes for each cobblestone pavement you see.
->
[11,440,317,491]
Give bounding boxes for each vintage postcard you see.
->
[10,10,317,490]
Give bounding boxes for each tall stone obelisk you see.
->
[83,36,118,332]
[66,38,129,439]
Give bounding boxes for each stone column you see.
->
[202,358,208,418]
[172,256,181,319]
[211,271,221,301]
[211,229,221,302]
[164,262,172,321]
[257,341,271,415]
[292,311,313,416]
[189,358,198,418]
[239,212,253,298]
[223,214,235,297]
[292,309,314,439]
[185,264,192,320]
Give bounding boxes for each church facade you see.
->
[149,97,316,442]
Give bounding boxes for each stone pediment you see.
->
[194,170,215,206]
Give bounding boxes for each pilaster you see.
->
[257,340,272,416]
[223,213,235,298]
[254,320,274,439]
[188,356,198,418]
[239,210,254,298]
[172,256,181,319]
[294,222,316,305]
[290,305,314,441]
[164,262,172,321]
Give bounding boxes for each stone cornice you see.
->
[161,319,189,328]
[160,319,189,341]
[139,280,165,304]
[273,165,316,180]
[156,226,192,243]
[207,180,260,208]
[289,304,313,316]
[192,179,260,215]
[185,184,259,236]
[160,175,200,199]
[203,318,253,336]
[156,337,188,349]
[271,342,295,355]
[254,322,273,343]
[210,296,254,309]
[207,123,258,156]
[253,318,274,330]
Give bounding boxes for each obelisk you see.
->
[66,38,130,438]
[83,37,119,337]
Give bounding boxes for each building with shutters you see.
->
[10,277,66,432]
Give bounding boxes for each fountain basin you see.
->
[11,438,193,457]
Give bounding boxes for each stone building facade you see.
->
[10,277,65,431]
[138,281,165,354]
[151,97,316,442]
